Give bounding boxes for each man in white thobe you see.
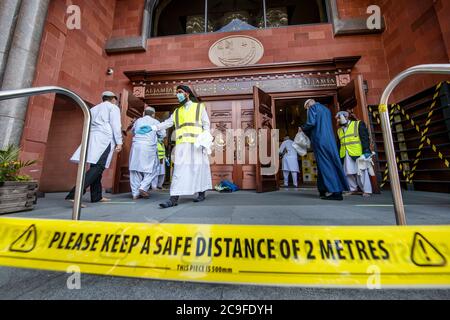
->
[149,85,212,208]
[336,111,373,197]
[67,91,123,204]
[129,107,165,199]
[279,136,300,187]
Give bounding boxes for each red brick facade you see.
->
[20,0,117,189]
[19,0,449,192]
[379,0,450,101]
[111,0,145,37]
[336,0,375,19]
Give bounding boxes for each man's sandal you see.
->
[67,199,87,208]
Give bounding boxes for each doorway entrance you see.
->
[120,57,368,194]
[274,95,336,189]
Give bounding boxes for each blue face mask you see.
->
[177,93,186,103]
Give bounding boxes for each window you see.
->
[152,0,329,37]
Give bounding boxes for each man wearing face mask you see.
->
[336,111,373,197]
[148,85,212,208]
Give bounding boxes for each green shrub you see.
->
[0,145,37,182]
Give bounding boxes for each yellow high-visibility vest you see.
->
[157,142,165,160]
[173,102,204,144]
[338,120,363,158]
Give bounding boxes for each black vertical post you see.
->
[263,0,267,28]
[204,0,208,33]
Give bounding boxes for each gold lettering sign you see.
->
[141,75,338,99]
[145,86,177,97]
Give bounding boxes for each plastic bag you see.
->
[292,132,310,156]
[214,180,239,193]
[195,131,213,155]
[294,132,310,148]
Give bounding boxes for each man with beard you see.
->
[148,85,212,208]
[336,111,373,197]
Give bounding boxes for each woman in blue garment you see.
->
[299,99,349,201]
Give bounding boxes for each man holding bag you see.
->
[299,99,348,200]
[147,85,212,208]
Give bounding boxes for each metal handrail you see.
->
[379,64,450,226]
[0,86,91,221]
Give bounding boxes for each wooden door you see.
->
[207,101,235,188]
[207,100,256,190]
[254,87,279,193]
[113,89,133,194]
[235,100,257,190]
[338,76,380,194]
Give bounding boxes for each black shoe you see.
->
[322,193,344,201]
[159,196,179,208]
[159,200,178,209]
[319,192,327,199]
[193,192,206,203]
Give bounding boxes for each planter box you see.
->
[0,181,38,214]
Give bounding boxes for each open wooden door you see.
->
[253,86,279,193]
[113,89,133,194]
[338,75,380,194]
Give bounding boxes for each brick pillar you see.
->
[19,0,69,182]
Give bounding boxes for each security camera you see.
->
[107,68,114,75]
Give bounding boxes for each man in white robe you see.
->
[149,85,212,208]
[129,107,165,199]
[336,111,373,197]
[66,91,122,204]
[279,136,300,187]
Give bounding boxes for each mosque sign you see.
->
[127,57,359,100]
[138,74,339,99]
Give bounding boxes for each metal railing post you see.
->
[0,86,91,221]
[379,64,450,226]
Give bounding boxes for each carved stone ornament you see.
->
[209,35,264,67]
[133,86,145,98]
[336,74,351,87]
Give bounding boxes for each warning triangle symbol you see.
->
[9,225,37,253]
[411,232,447,267]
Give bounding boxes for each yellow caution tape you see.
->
[393,84,449,181]
[379,104,388,113]
[1,218,450,288]
[379,107,404,188]
[379,82,449,187]
[402,82,441,181]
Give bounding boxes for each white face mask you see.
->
[339,115,348,125]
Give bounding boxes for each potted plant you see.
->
[0,145,38,214]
